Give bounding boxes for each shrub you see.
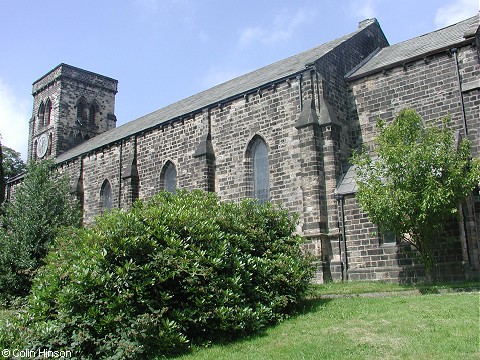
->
[11,190,314,358]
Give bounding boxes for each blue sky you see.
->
[0,0,478,159]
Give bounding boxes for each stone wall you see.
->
[16,19,479,284]
[341,40,480,282]
[52,23,389,288]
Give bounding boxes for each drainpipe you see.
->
[336,194,348,281]
[452,47,475,270]
[118,140,123,208]
[451,48,468,136]
[297,74,303,110]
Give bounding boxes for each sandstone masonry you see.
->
[10,15,480,283]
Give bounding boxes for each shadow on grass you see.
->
[168,297,333,359]
[295,297,332,315]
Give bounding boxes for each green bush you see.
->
[10,190,314,358]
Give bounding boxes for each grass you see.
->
[174,282,480,360]
[2,281,478,359]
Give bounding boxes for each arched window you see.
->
[250,137,270,203]
[76,98,88,126]
[37,102,45,129]
[89,101,98,127]
[44,98,52,125]
[161,161,177,193]
[100,179,112,210]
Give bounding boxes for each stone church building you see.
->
[14,14,480,283]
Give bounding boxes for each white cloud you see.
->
[133,0,160,14]
[435,0,479,28]
[350,0,378,19]
[0,79,30,160]
[197,30,210,43]
[133,0,195,23]
[238,8,312,47]
[198,67,248,89]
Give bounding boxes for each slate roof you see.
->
[335,164,358,196]
[346,13,479,81]
[56,20,378,163]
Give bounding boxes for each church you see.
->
[11,14,480,283]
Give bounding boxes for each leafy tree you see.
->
[1,144,26,181]
[351,109,480,279]
[0,159,81,299]
[0,138,5,206]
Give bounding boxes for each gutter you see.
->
[117,141,123,208]
[346,38,475,82]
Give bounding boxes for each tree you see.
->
[351,109,480,279]
[0,138,5,206]
[1,144,25,181]
[0,159,82,299]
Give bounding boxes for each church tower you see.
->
[28,64,118,161]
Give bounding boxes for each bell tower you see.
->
[28,64,118,161]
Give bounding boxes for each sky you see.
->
[0,0,478,160]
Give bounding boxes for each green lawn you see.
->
[175,288,480,359]
[2,282,478,359]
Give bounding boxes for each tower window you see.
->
[44,99,52,126]
[89,104,96,127]
[76,98,88,126]
[89,101,99,128]
[37,102,45,129]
